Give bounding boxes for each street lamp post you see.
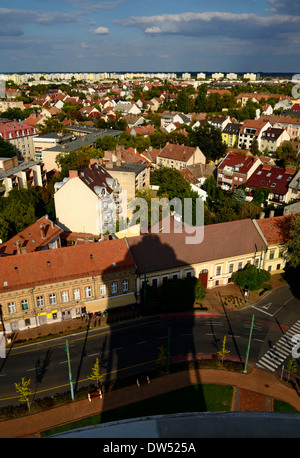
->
[166,326,171,374]
[243,314,255,373]
[65,339,74,400]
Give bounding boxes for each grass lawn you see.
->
[273,399,300,414]
[41,384,233,437]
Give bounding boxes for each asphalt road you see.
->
[1,285,300,406]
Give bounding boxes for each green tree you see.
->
[194,279,206,301]
[218,336,230,366]
[55,146,103,178]
[250,137,260,156]
[285,216,300,269]
[232,263,271,291]
[189,124,227,162]
[38,118,66,135]
[95,135,118,151]
[0,137,16,158]
[88,358,103,388]
[275,142,299,169]
[156,345,167,367]
[15,377,32,410]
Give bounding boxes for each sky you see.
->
[0,0,300,74]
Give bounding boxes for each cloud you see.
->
[113,10,300,49]
[44,0,123,11]
[0,8,80,36]
[265,0,300,15]
[92,26,110,34]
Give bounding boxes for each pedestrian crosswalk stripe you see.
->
[256,320,300,372]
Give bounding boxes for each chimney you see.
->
[269,210,275,218]
[106,162,113,169]
[259,212,265,219]
[69,170,78,178]
[16,240,21,255]
[285,166,296,174]
[262,163,272,170]
[116,159,122,166]
[40,223,46,239]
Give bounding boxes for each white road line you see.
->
[112,347,123,351]
[88,353,100,357]
[26,368,36,371]
[137,341,147,345]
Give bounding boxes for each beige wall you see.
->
[0,270,136,332]
[54,177,100,234]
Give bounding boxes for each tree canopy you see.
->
[232,264,271,291]
[189,124,227,162]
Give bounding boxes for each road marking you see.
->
[87,353,100,357]
[136,341,147,345]
[112,347,123,351]
[26,368,36,372]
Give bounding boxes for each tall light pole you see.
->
[166,326,171,374]
[65,339,74,400]
[243,314,255,374]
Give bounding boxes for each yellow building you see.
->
[0,238,136,333]
[221,123,242,147]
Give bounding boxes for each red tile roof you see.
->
[256,214,298,245]
[0,238,135,292]
[246,164,296,195]
[218,152,260,175]
[158,143,198,162]
[0,216,62,256]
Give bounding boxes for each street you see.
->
[1,285,300,406]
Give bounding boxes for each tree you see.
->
[38,118,66,135]
[275,142,299,169]
[232,188,246,206]
[55,146,103,178]
[218,336,230,366]
[285,216,300,269]
[189,124,227,162]
[250,137,260,156]
[0,137,15,158]
[232,263,271,291]
[194,279,206,302]
[150,167,192,200]
[15,377,32,410]
[156,345,167,367]
[88,358,103,388]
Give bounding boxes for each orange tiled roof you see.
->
[0,238,135,292]
[256,214,298,245]
[0,216,63,256]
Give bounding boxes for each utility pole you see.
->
[65,339,74,400]
[243,314,255,373]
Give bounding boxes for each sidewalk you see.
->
[1,366,299,438]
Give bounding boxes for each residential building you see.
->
[32,131,75,161]
[0,156,47,197]
[217,152,262,192]
[105,160,150,206]
[245,163,297,206]
[126,217,267,295]
[286,170,300,202]
[0,100,24,112]
[253,214,298,274]
[54,159,122,235]
[0,238,136,333]
[221,123,242,147]
[0,215,62,256]
[160,112,191,130]
[207,116,231,131]
[274,117,300,140]
[156,143,206,170]
[0,119,37,159]
[113,101,141,116]
[238,120,272,150]
[260,127,290,154]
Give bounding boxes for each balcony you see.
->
[222,176,233,184]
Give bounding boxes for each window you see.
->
[73,289,80,300]
[268,266,272,272]
[279,250,283,258]
[61,291,69,303]
[185,270,193,278]
[21,299,29,311]
[162,275,169,284]
[152,278,158,288]
[216,266,222,276]
[49,293,57,305]
[238,261,243,271]
[277,264,281,270]
[229,263,234,273]
[85,286,92,298]
[37,296,44,307]
[111,282,118,294]
[8,302,16,314]
[255,258,259,267]
[100,284,106,296]
[172,273,178,280]
[122,279,128,292]
[269,251,275,260]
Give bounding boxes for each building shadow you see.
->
[88,230,217,423]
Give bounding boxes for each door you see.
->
[199,269,208,288]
